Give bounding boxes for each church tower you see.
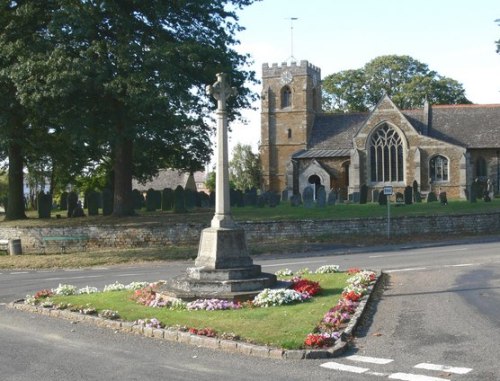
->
[260,60,321,193]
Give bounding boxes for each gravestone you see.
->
[281,189,289,202]
[327,190,337,205]
[244,189,257,206]
[316,186,326,208]
[290,193,302,207]
[303,186,314,208]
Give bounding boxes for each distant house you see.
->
[132,169,208,194]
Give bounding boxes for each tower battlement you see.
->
[262,60,320,79]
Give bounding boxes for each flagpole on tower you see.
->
[286,17,298,63]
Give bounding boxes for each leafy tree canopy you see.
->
[229,143,260,192]
[1,0,258,218]
[322,55,471,112]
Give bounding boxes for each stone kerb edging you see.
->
[7,271,384,360]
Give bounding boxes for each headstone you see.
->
[303,186,314,208]
[439,192,448,205]
[327,190,337,205]
[67,191,78,217]
[290,194,302,207]
[372,189,379,204]
[281,189,289,202]
[244,189,257,206]
[350,192,360,203]
[316,186,326,207]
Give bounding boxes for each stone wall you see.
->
[1,213,499,254]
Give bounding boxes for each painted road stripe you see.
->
[10,271,29,275]
[367,371,389,377]
[388,373,449,381]
[262,259,326,268]
[44,275,103,281]
[346,355,394,364]
[446,263,474,268]
[414,363,473,374]
[320,362,369,373]
[386,267,427,273]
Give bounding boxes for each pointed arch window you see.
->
[281,86,292,108]
[430,155,449,182]
[370,124,404,182]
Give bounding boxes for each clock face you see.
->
[280,70,293,85]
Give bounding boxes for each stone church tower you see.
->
[260,61,321,193]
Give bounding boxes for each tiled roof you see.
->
[293,148,351,158]
[428,104,500,148]
[132,169,202,191]
[308,104,500,151]
[308,113,368,150]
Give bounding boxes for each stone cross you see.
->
[206,73,237,229]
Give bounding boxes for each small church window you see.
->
[281,86,292,108]
[287,129,292,139]
[430,155,449,182]
[476,157,487,178]
[370,124,404,182]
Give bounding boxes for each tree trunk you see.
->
[112,134,135,217]
[5,138,27,220]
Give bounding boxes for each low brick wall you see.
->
[1,213,499,254]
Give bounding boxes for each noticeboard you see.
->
[383,186,393,196]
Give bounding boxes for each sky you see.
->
[224,0,500,155]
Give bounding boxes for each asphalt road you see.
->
[0,238,499,381]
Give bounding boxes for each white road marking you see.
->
[44,275,103,281]
[9,271,29,275]
[320,362,369,373]
[115,273,141,277]
[445,263,474,268]
[388,373,449,381]
[261,259,326,268]
[385,267,427,273]
[346,354,394,364]
[367,371,389,376]
[414,363,473,374]
[370,247,468,258]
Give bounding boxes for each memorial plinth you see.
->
[162,73,276,301]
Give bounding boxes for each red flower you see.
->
[34,289,53,299]
[346,267,361,275]
[304,333,334,348]
[291,279,322,296]
[342,290,362,302]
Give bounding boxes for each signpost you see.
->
[383,186,393,239]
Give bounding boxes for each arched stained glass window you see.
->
[370,124,404,182]
[430,155,449,182]
[281,86,291,108]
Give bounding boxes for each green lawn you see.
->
[49,273,349,349]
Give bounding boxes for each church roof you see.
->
[308,104,500,152]
[308,113,368,150]
[427,104,500,148]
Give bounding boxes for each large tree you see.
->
[496,19,500,53]
[323,55,471,112]
[229,143,260,192]
[6,1,257,217]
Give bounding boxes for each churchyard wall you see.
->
[1,213,499,254]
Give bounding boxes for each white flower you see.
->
[253,288,310,307]
[275,268,294,277]
[78,286,99,294]
[52,284,77,296]
[315,265,340,274]
[103,282,126,292]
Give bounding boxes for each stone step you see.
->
[186,265,263,281]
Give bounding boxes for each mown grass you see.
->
[49,273,349,349]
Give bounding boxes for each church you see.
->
[259,60,500,201]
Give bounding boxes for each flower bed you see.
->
[23,266,377,350]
